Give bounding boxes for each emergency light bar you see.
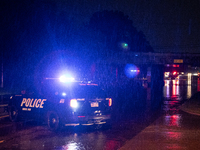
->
[59,75,75,83]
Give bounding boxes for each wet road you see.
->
[0,79,200,150]
[0,112,160,150]
[120,109,200,150]
[120,79,200,150]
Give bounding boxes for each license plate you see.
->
[91,102,99,107]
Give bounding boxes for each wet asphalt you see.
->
[0,80,200,150]
[120,108,200,150]
[0,106,161,150]
[120,80,200,150]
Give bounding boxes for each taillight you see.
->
[109,98,112,106]
[70,99,78,108]
[106,98,112,106]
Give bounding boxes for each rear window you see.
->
[41,80,106,98]
[68,85,106,98]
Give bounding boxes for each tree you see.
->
[87,10,153,53]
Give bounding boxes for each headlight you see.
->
[62,92,67,96]
[70,99,78,108]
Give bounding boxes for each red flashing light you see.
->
[173,64,179,67]
[173,71,177,75]
[78,116,85,118]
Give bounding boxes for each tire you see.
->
[103,122,112,130]
[47,111,61,131]
[8,105,19,122]
[94,121,112,130]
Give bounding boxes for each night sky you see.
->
[36,0,200,53]
[1,0,200,53]
[60,0,200,53]
[0,0,200,90]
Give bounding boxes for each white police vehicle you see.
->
[8,75,112,130]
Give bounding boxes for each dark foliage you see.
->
[0,1,154,90]
[87,10,154,53]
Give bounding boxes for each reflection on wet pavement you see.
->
[1,79,200,149]
[164,114,181,127]
[120,78,200,150]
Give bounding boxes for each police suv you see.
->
[8,76,112,130]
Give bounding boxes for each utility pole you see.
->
[1,50,3,88]
[1,53,3,104]
[1,62,3,88]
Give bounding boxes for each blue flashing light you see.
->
[59,75,75,83]
[124,64,139,78]
[130,70,137,72]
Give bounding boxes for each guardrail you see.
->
[0,104,9,120]
[0,95,10,120]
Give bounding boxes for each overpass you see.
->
[96,52,200,80]
[98,52,200,66]
[94,52,200,111]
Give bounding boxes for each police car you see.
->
[8,76,112,130]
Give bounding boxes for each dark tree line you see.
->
[87,10,153,54]
[0,1,153,90]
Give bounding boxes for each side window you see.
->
[21,87,38,97]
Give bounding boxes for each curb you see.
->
[0,114,9,120]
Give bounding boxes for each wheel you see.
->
[8,105,19,122]
[103,122,112,130]
[94,121,112,130]
[47,111,61,131]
